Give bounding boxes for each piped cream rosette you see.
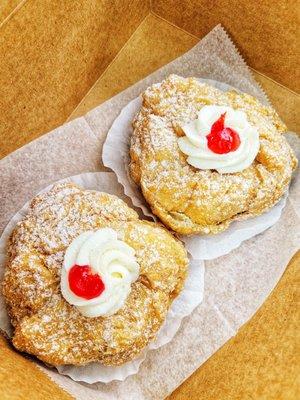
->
[61,228,140,317]
[178,105,260,173]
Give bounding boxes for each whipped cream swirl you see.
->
[178,105,260,173]
[61,228,139,317]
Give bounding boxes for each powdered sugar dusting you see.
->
[129,75,297,235]
[2,182,188,367]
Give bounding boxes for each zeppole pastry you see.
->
[129,74,297,235]
[2,183,188,366]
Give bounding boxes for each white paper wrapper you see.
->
[102,79,289,260]
[0,171,204,384]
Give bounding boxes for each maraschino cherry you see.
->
[68,265,105,300]
[206,112,241,154]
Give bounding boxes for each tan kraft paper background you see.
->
[0,23,299,399]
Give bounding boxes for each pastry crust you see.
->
[2,183,188,366]
[130,74,297,235]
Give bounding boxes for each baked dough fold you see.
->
[3,182,187,366]
[130,75,297,235]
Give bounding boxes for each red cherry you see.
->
[206,112,241,154]
[68,265,105,300]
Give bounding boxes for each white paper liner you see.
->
[102,78,289,260]
[0,171,204,384]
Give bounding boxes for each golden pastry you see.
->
[2,182,188,366]
[130,74,297,235]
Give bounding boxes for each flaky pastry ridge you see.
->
[2,183,187,366]
[130,75,297,235]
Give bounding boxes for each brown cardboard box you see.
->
[0,2,299,399]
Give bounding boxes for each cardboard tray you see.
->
[0,2,299,399]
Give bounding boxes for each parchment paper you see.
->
[102,80,288,260]
[0,25,299,400]
[0,172,205,383]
